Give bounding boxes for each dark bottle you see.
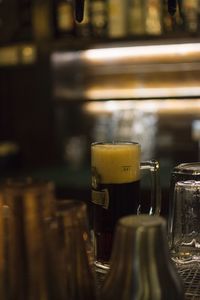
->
[101,215,185,300]
[17,0,33,42]
[163,0,174,34]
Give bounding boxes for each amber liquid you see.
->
[93,180,140,263]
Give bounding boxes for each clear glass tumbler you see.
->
[171,180,200,264]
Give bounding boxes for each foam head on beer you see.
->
[91,142,141,184]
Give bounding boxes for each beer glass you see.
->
[168,162,200,247]
[170,180,200,265]
[91,142,161,271]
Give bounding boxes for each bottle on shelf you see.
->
[32,0,55,41]
[182,0,199,33]
[55,0,75,37]
[145,0,163,35]
[107,0,128,39]
[127,0,146,36]
[89,0,108,38]
[162,0,174,34]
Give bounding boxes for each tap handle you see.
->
[168,0,177,16]
[74,0,84,22]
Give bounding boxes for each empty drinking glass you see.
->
[168,162,200,248]
[171,180,200,264]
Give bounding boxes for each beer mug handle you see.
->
[140,159,161,215]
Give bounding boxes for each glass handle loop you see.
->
[140,159,161,216]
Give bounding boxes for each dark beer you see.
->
[91,142,141,266]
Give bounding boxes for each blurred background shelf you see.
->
[0,0,200,218]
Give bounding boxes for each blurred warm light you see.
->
[52,42,200,65]
[84,99,200,115]
[51,41,200,100]
[22,47,33,57]
[85,87,200,100]
[192,120,200,141]
[51,51,81,63]
[21,46,37,64]
[81,43,200,63]
[0,45,36,66]
[0,47,19,66]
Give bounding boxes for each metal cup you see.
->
[101,215,184,300]
[0,178,57,300]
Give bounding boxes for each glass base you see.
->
[95,261,109,291]
[172,256,200,265]
[94,260,110,274]
[171,252,200,265]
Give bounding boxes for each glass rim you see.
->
[91,141,140,146]
[173,162,200,175]
[118,215,166,229]
[175,180,200,188]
